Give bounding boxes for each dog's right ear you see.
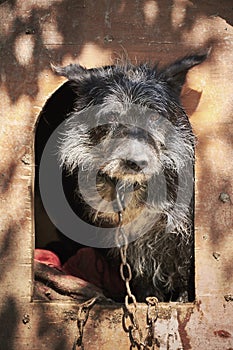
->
[161,50,209,95]
[51,63,89,81]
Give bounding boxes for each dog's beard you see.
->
[74,161,178,244]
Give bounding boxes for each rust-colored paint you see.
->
[0,0,233,349]
[177,308,193,350]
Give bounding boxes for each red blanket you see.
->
[35,248,125,299]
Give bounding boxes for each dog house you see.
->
[0,1,233,349]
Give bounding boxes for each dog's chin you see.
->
[95,170,148,210]
[97,170,148,191]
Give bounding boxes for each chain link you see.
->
[72,297,97,350]
[145,297,160,349]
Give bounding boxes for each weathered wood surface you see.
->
[0,0,233,349]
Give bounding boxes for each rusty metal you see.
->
[145,297,160,349]
[72,297,97,350]
[115,184,144,349]
[117,221,144,348]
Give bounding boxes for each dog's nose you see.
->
[126,159,148,171]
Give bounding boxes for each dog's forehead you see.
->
[109,65,158,87]
[71,64,190,128]
[96,70,166,108]
[98,98,156,118]
[99,82,172,120]
[121,66,150,82]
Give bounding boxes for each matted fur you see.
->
[55,53,207,301]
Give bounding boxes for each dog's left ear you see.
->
[51,63,89,81]
[161,51,209,95]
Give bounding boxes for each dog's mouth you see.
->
[93,159,150,216]
[95,170,148,223]
[97,171,142,192]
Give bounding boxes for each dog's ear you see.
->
[161,51,209,95]
[51,64,114,82]
[51,63,89,81]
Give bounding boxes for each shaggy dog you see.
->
[54,53,206,302]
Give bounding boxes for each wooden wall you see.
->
[0,1,233,349]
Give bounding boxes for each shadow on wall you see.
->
[0,295,71,349]
[0,296,19,350]
[0,0,227,102]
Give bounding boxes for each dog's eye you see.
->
[108,115,118,123]
[147,114,161,129]
[149,114,160,122]
[159,142,166,150]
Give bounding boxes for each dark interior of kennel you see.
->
[34,82,195,302]
[35,82,82,261]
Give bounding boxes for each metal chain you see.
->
[72,297,97,350]
[114,182,143,349]
[117,221,144,349]
[145,297,160,349]
[115,185,159,350]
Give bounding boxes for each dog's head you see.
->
[54,53,207,228]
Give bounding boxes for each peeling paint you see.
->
[214,330,232,338]
[154,309,183,350]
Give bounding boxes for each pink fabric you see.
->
[35,249,62,268]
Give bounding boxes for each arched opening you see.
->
[34,70,196,304]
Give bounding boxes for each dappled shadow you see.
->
[194,119,233,239]
[0,0,227,103]
[192,0,233,26]
[0,0,233,347]
[224,255,233,284]
[0,296,19,350]
[0,294,76,350]
[194,114,233,284]
[0,162,17,195]
[0,223,19,281]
